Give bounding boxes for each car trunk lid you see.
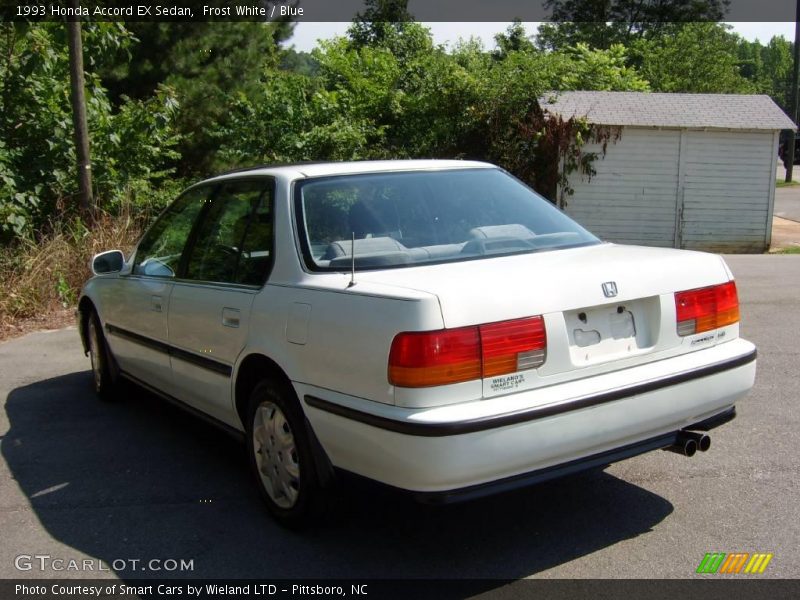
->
[359,243,734,398]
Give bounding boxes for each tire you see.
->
[246,379,324,527]
[86,311,118,401]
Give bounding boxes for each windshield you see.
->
[295,168,600,271]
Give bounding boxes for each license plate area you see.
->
[564,297,659,365]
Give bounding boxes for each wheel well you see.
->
[234,354,295,428]
[77,296,95,354]
[235,354,335,487]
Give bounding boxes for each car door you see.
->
[167,178,275,427]
[102,185,211,394]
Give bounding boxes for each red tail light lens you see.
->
[388,327,481,387]
[675,281,739,336]
[480,316,547,377]
[389,316,547,388]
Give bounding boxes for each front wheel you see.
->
[246,380,323,527]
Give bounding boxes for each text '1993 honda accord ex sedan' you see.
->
[78,160,756,526]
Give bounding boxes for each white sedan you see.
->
[78,160,756,526]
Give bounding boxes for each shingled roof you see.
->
[542,91,796,131]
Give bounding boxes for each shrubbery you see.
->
[0,23,181,240]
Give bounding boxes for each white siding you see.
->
[565,129,680,247]
[680,130,773,253]
[564,127,774,252]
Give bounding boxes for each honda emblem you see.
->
[602,282,618,298]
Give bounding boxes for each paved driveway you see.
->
[0,256,798,584]
[774,165,800,222]
[774,186,800,223]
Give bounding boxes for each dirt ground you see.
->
[770,216,800,251]
[0,307,75,343]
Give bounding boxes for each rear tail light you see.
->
[388,327,481,388]
[480,317,547,377]
[389,316,546,388]
[675,281,739,336]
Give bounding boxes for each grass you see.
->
[0,210,145,338]
[773,245,800,254]
[776,179,800,188]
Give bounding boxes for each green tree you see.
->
[757,36,793,112]
[100,20,292,176]
[492,19,536,61]
[218,70,374,165]
[280,48,320,77]
[0,23,180,239]
[220,23,481,165]
[735,36,793,114]
[633,23,754,93]
[537,0,730,51]
[553,43,650,91]
[349,0,414,48]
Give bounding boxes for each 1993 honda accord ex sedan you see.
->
[78,160,756,526]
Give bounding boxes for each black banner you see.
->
[3,580,800,600]
[0,0,796,23]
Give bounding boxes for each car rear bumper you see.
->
[300,338,756,494]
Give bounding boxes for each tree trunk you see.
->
[66,9,93,216]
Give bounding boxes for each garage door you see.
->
[565,128,681,247]
[565,128,774,252]
[680,130,774,253]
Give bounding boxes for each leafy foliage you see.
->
[348,0,417,57]
[0,22,181,239]
[221,23,481,165]
[537,0,730,51]
[738,35,793,112]
[492,19,536,61]
[100,20,292,176]
[632,23,754,93]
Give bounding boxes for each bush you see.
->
[0,193,163,335]
[0,23,180,240]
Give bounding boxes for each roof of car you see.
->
[205,159,494,182]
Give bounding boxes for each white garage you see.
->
[542,91,795,253]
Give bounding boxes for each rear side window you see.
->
[183,179,274,286]
[296,168,599,271]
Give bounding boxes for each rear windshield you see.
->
[295,168,599,271]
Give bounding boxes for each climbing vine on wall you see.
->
[509,105,622,208]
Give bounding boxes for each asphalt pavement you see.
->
[775,165,800,223]
[0,255,798,584]
[774,186,800,223]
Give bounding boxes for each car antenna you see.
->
[347,232,357,288]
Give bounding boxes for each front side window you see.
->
[296,168,599,271]
[133,186,210,278]
[183,179,274,285]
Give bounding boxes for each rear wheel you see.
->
[246,379,323,527]
[87,311,117,401]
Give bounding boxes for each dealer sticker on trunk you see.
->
[490,373,526,393]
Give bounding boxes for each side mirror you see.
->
[91,250,125,275]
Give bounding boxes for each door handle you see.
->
[151,295,163,312]
[222,307,240,328]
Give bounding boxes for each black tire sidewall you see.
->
[89,311,115,401]
[246,380,320,527]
